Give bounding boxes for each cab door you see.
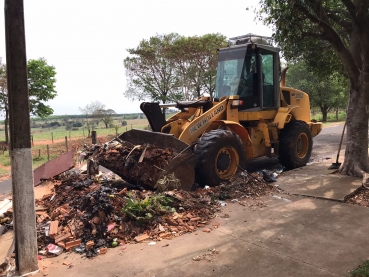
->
[260,49,279,109]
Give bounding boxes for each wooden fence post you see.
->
[131,124,133,130]
[47,144,50,161]
[65,136,68,152]
[83,128,85,138]
[31,135,34,147]
[91,131,97,144]
[51,132,53,144]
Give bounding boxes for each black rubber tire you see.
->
[278,120,313,169]
[193,130,245,187]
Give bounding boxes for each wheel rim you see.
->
[296,133,309,159]
[215,146,239,180]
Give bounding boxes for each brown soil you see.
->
[33,136,112,146]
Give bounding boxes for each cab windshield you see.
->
[214,46,255,99]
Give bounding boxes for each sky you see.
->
[0,0,272,115]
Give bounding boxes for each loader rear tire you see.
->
[278,120,312,169]
[194,130,245,187]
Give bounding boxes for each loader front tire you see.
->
[194,130,245,187]
[278,120,312,169]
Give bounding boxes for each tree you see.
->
[79,101,106,136]
[287,61,349,122]
[124,34,182,110]
[167,34,227,99]
[257,0,369,177]
[28,58,57,118]
[0,60,8,144]
[0,57,57,144]
[98,109,116,128]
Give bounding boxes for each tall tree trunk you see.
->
[339,82,369,176]
[321,107,328,122]
[336,107,339,121]
[4,107,9,145]
[197,86,201,98]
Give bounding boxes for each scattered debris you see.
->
[0,141,276,260]
[34,150,76,186]
[46,244,63,256]
[345,187,369,207]
[192,249,220,261]
[84,142,177,190]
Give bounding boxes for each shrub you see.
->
[50,121,61,127]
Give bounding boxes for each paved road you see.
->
[312,123,347,159]
[245,123,346,172]
[0,179,11,197]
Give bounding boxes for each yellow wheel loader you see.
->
[119,34,322,189]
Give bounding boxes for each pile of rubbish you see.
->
[83,140,179,190]
[1,141,278,259]
[34,167,275,258]
[34,171,220,258]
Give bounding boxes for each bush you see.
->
[31,122,41,128]
[71,127,79,131]
[65,123,72,130]
[72,122,82,127]
[122,121,127,126]
[50,121,61,127]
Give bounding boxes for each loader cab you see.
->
[214,35,280,111]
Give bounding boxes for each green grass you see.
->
[0,118,150,142]
[311,110,346,122]
[32,154,58,168]
[350,260,369,277]
[0,151,11,167]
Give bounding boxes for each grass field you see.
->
[0,117,150,176]
[311,110,346,123]
[0,118,149,142]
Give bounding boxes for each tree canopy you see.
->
[167,33,227,99]
[28,58,57,118]
[124,33,182,104]
[257,0,369,176]
[0,57,57,144]
[287,61,349,122]
[123,33,227,105]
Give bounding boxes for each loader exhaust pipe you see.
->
[280,66,289,87]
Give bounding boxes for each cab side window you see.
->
[261,52,275,108]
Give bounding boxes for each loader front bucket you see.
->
[118,129,197,191]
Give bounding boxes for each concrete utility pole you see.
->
[4,0,38,274]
